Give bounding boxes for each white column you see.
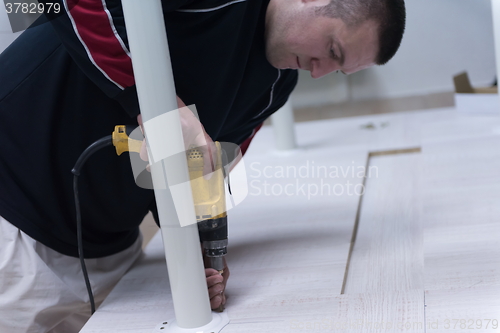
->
[271,100,297,150]
[121,0,212,329]
[492,0,500,107]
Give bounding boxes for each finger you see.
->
[199,137,216,180]
[221,271,229,289]
[137,114,144,130]
[208,283,225,299]
[201,139,216,180]
[205,268,219,277]
[210,295,222,310]
[139,139,148,162]
[207,134,217,171]
[176,96,187,109]
[206,274,223,288]
[221,259,230,285]
[222,264,230,280]
[190,130,214,175]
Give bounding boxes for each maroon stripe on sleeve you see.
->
[66,0,134,88]
[240,122,263,156]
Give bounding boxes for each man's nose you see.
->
[309,58,339,79]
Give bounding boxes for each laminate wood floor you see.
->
[80,107,500,332]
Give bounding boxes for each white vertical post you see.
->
[271,100,297,150]
[121,0,212,329]
[492,0,500,108]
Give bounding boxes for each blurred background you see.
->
[287,0,497,121]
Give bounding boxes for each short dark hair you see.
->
[315,0,406,65]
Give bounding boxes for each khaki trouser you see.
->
[0,216,143,333]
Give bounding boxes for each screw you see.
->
[163,322,168,324]
[160,327,164,330]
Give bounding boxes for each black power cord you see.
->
[71,135,113,315]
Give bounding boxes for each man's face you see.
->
[265,0,379,78]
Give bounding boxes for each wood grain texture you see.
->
[80,150,369,332]
[422,136,500,291]
[219,150,368,326]
[423,222,500,290]
[425,286,500,333]
[334,291,425,333]
[343,153,424,294]
[421,126,500,331]
[79,107,500,333]
[422,136,500,229]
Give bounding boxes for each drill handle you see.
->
[112,125,143,156]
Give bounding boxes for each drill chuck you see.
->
[203,239,228,272]
[198,215,228,272]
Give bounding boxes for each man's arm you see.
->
[39,0,190,118]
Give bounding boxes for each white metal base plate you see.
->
[153,312,229,333]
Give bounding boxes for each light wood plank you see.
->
[344,153,424,293]
[335,291,425,333]
[224,291,426,333]
[422,136,500,229]
[424,222,500,290]
[422,136,500,291]
[421,134,500,330]
[425,286,500,333]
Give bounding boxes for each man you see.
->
[0,0,405,331]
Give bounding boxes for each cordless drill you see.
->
[112,125,229,274]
